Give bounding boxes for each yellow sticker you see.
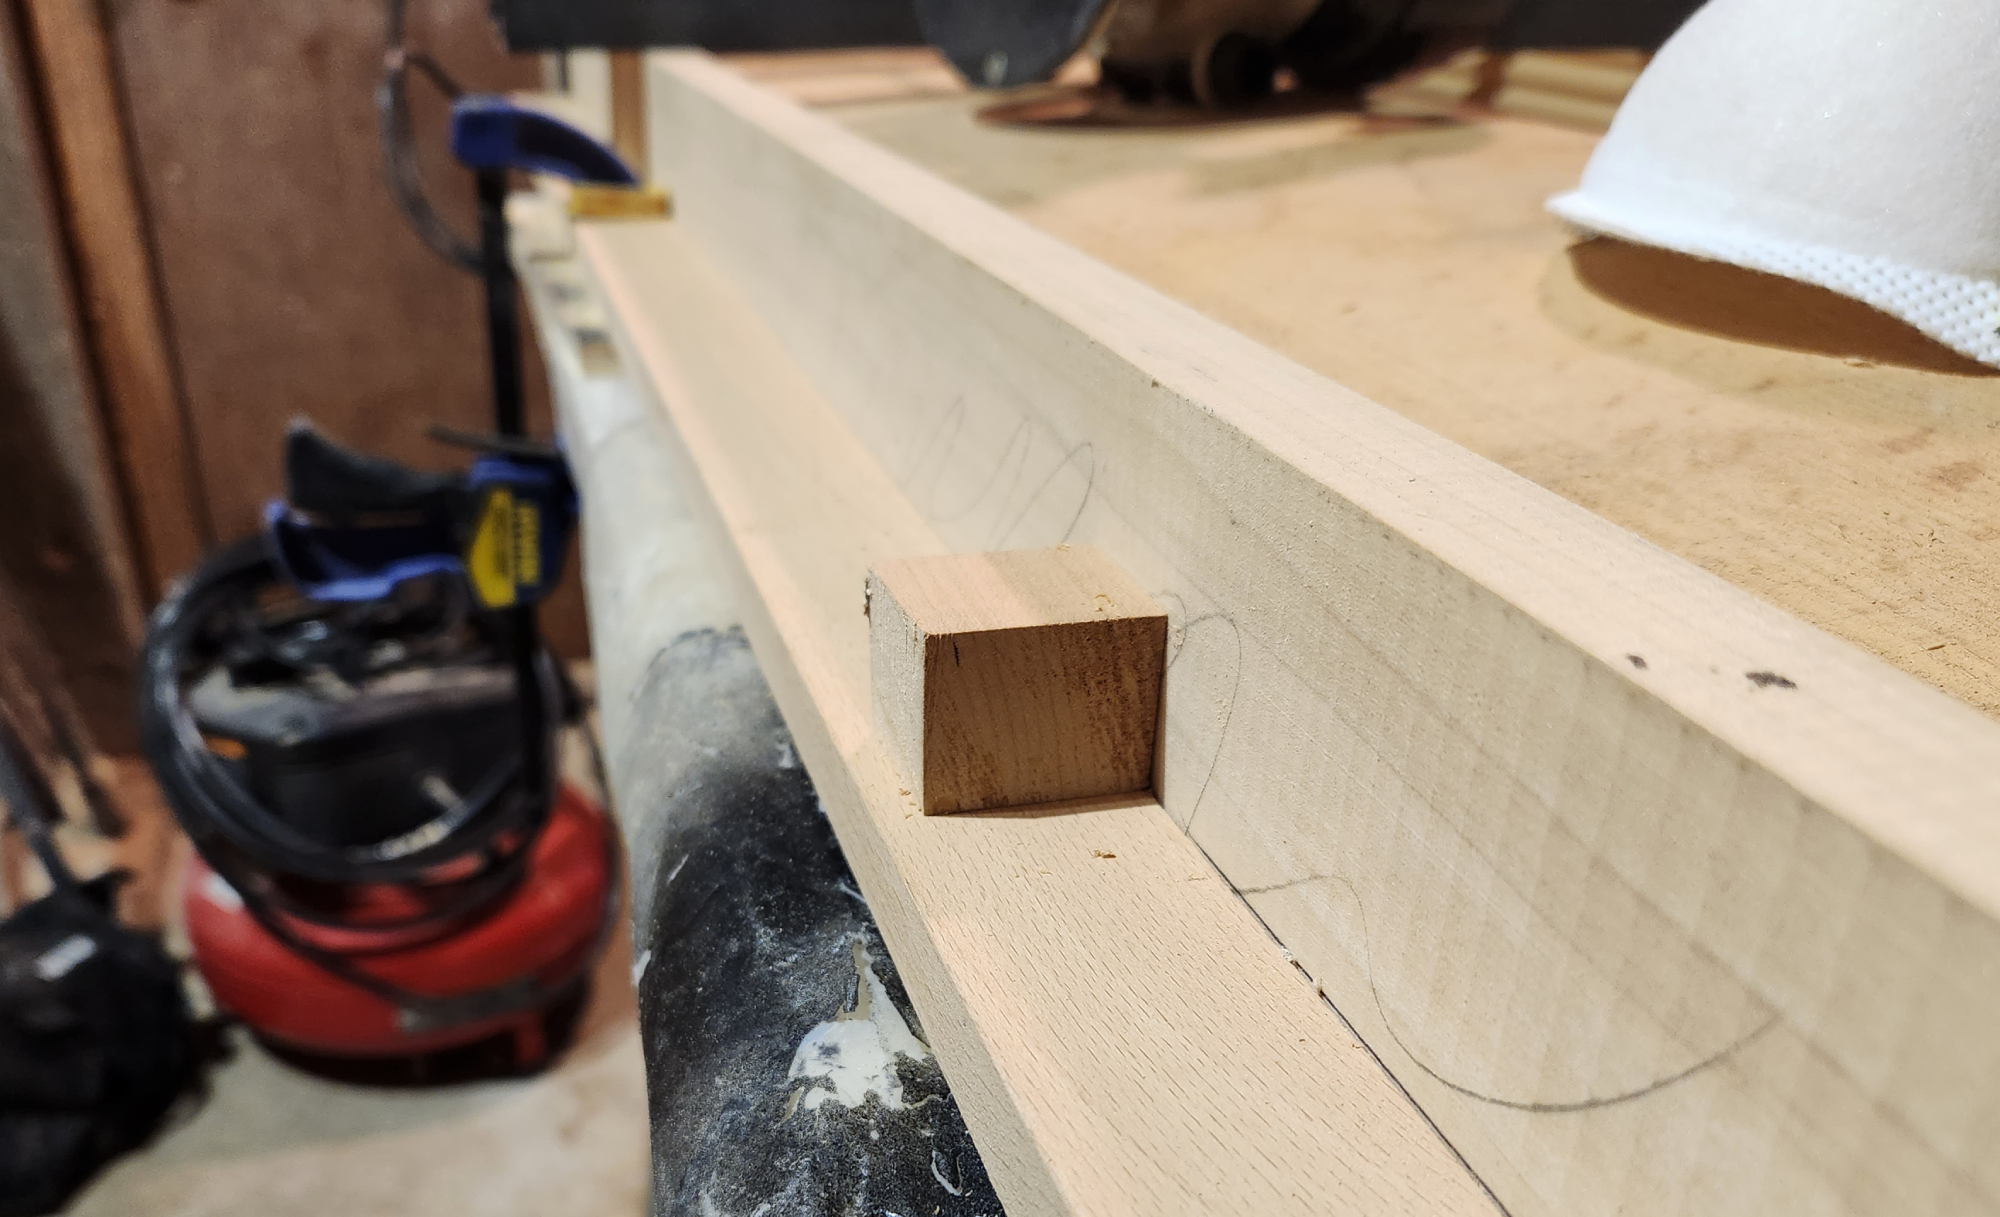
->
[467,488,517,608]
[514,500,542,589]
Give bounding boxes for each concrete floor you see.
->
[58,856,648,1217]
[68,954,648,1217]
[4,738,652,1217]
[63,884,649,1217]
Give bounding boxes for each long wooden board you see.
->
[598,51,2000,1216]
[18,0,209,594]
[573,216,1498,1217]
[0,0,147,747]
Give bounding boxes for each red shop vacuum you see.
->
[135,10,642,1070]
[139,464,617,1071]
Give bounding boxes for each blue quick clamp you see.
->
[448,95,637,184]
[457,454,576,610]
[266,449,576,610]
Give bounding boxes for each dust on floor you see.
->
[65,919,648,1217]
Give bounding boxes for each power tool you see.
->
[918,0,1709,106]
[139,8,639,1068]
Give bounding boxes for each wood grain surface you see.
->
[0,0,147,747]
[18,0,210,594]
[576,214,1499,1217]
[629,51,2000,1215]
[868,547,1166,813]
[827,83,2000,721]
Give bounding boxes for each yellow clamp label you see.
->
[466,489,544,609]
[514,495,542,589]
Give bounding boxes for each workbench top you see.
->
[740,52,2000,720]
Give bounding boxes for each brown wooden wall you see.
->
[107,0,532,526]
[0,0,147,750]
[11,0,588,718]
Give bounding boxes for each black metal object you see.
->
[1494,0,1706,50]
[188,663,522,852]
[924,0,1707,98]
[284,425,466,521]
[1275,0,1448,95]
[476,169,526,439]
[489,0,925,53]
[620,629,1003,1216]
[472,164,551,807]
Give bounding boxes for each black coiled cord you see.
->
[137,536,556,890]
[377,0,481,273]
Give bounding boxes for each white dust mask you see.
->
[1548,0,2000,368]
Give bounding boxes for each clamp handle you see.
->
[448,96,637,185]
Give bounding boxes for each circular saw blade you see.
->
[915,0,1116,87]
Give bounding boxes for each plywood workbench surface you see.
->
[741,58,2000,718]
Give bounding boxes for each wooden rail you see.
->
[577,216,1497,1217]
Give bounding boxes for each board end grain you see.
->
[869,547,1166,814]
